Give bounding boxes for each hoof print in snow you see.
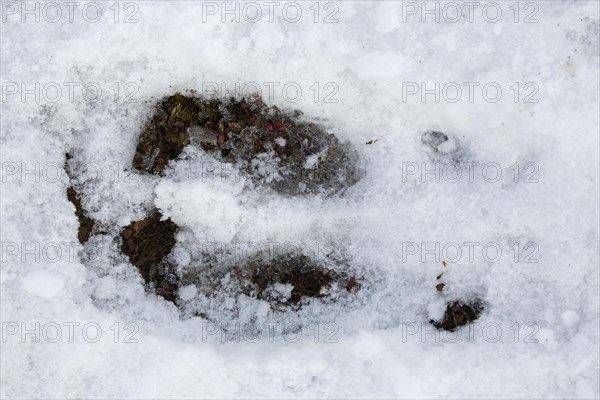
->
[127,93,363,308]
[121,211,180,303]
[431,300,484,332]
[422,131,449,150]
[421,130,462,162]
[239,254,357,308]
[66,186,95,244]
[133,93,362,196]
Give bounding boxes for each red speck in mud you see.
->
[217,132,225,145]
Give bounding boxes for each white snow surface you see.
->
[1,1,599,398]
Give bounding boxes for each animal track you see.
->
[65,95,483,331]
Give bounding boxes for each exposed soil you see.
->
[133,93,362,196]
[430,270,483,331]
[236,254,359,308]
[431,300,484,332]
[133,94,200,175]
[66,186,95,244]
[120,211,179,302]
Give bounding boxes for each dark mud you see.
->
[430,270,483,331]
[66,186,96,244]
[237,253,360,308]
[133,93,362,196]
[120,211,179,302]
[431,300,484,332]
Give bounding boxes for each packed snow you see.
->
[1,1,599,398]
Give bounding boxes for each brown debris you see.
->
[238,254,358,309]
[431,301,484,332]
[120,211,179,302]
[132,93,362,196]
[66,186,95,244]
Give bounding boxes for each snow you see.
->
[21,270,65,299]
[1,1,599,399]
[274,137,287,147]
[561,310,581,329]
